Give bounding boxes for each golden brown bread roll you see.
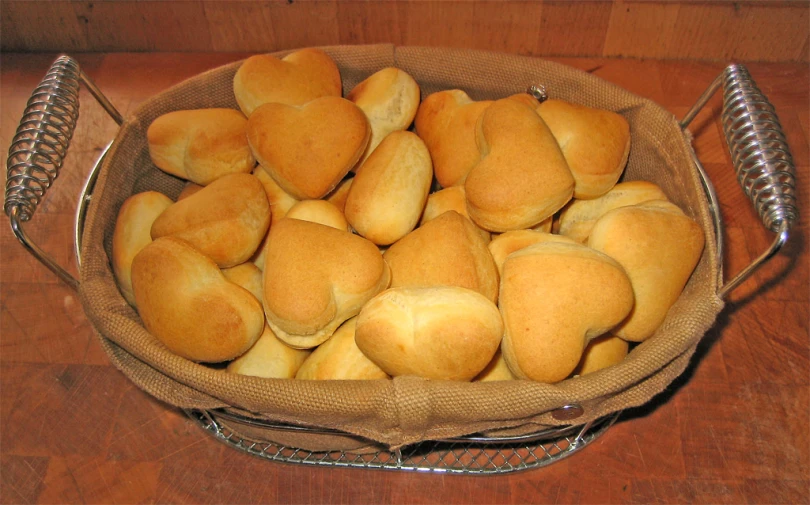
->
[500,241,634,383]
[177,182,203,201]
[112,191,173,306]
[147,108,255,186]
[295,317,390,380]
[226,325,311,379]
[347,67,420,166]
[325,177,353,213]
[531,216,553,233]
[286,200,349,231]
[474,349,517,382]
[419,186,490,243]
[465,97,574,232]
[355,286,503,381]
[383,211,499,303]
[151,173,270,268]
[557,181,669,243]
[131,237,265,362]
[536,99,631,199]
[344,131,433,245]
[233,48,342,116]
[252,166,299,225]
[587,200,705,342]
[221,262,264,303]
[247,96,370,200]
[572,334,629,376]
[262,218,391,349]
[414,90,492,188]
[487,231,577,276]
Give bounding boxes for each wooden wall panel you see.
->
[1,1,808,63]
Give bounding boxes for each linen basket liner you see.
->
[78,44,724,450]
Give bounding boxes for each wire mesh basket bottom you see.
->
[185,409,619,474]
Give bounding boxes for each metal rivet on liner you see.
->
[551,404,584,421]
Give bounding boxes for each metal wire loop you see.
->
[4,55,81,222]
[721,64,798,233]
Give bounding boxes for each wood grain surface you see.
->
[1,52,808,504]
[1,1,809,63]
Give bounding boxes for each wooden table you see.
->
[1,52,807,504]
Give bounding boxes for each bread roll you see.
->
[415,90,492,188]
[536,99,631,199]
[419,186,490,242]
[147,108,255,185]
[557,181,669,242]
[465,97,574,231]
[572,334,629,376]
[347,67,420,166]
[221,262,263,303]
[325,177,353,213]
[233,48,342,116]
[383,211,499,303]
[177,182,203,201]
[131,237,264,362]
[487,231,577,276]
[345,131,432,245]
[286,200,349,231]
[355,287,503,381]
[587,200,705,342]
[226,325,311,379]
[252,166,298,225]
[151,173,270,268]
[295,318,389,380]
[500,241,634,383]
[112,191,173,306]
[247,96,370,200]
[474,349,517,382]
[262,218,391,348]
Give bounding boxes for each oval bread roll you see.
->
[151,173,271,268]
[263,218,391,349]
[296,318,390,380]
[500,241,634,383]
[112,191,173,306]
[131,237,265,363]
[226,325,311,379]
[347,67,421,166]
[355,287,503,381]
[345,131,433,245]
[233,48,342,116]
[587,200,705,342]
[147,108,255,186]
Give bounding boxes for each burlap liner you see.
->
[78,44,724,451]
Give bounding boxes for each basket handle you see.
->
[4,55,123,291]
[680,63,799,299]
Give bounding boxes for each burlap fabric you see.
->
[78,45,724,451]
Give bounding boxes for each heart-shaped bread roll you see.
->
[248,96,370,200]
[296,318,390,380]
[345,131,433,245]
[572,334,629,376]
[262,218,391,348]
[415,90,492,188]
[233,48,342,116]
[131,237,265,362]
[500,241,634,383]
[536,99,631,199]
[466,98,574,232]
[286,200,349,231]
[112,191,173,306]
[355,286,503,381]
[383,211,499,303]
[151,173,270,268]
[488,231,577,276]
[147,108,255,186]
[588,200,705,342]
[226,325,311,379]
[347,67,420,166]
[557,181,669,242]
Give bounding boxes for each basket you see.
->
[5,45,798,474]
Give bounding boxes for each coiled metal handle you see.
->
[682,63,799,298]
[5,56,81,222]
[4,55,123,290]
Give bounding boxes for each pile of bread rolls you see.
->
[111,48,705,385]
